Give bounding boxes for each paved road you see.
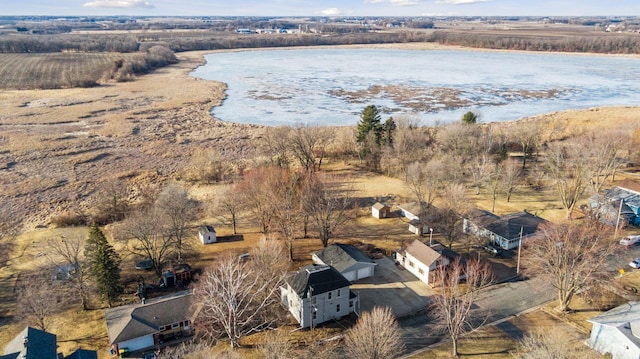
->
[399,276,556,356]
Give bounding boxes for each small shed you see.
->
[198,225,216,244]
[372,202,391,219]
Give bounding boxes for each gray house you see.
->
[312,244,376,282]
[1,326,96,359]
[463,210,548,250]
[590,181,640,227]
[281,264,358,328]
[588,301,640,359]
[105,290,194,354]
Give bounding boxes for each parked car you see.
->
[482,243,503,257]
[630,258,640,269]
[620,235,640,246]
[135,259,154,270]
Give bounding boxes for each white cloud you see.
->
[435,0,491,4]
[320,7,342,15]
[82,0,154,9]
[365,0,421,6]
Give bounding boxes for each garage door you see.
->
[357,267,372,280]
[343,270,356,282]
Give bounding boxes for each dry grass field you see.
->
[0,52,137,90]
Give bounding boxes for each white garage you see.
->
[312,244,376,282]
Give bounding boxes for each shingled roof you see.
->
[286,265,351,299]
[403,239,442,267]
[485,212,547,240]
[312,244,374,273]
[2,327,56,359]
[105,290,193,345]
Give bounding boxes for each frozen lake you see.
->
[191,48,640,126]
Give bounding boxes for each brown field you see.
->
[0,52,136,90]
[2,43,640,356]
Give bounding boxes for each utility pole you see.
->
[614,199,624,241]
[517,226,523,275]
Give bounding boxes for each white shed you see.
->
[372,202,391,219]
[198,225,216,244]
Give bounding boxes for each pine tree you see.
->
[85,224,122,307]
[357,105,383,144]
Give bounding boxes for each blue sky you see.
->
[2,0,639,17]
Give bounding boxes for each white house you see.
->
[588,301,640,359]
[312,244,376,282]
[371,202,391,219]
[463,210,547,250]
[2,326,97,359]
[398,202,430,235]
[280,265,358,328]
[198,225,216,244]
[395,239,450,286]
[105,290,194,353]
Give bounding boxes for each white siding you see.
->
[117,334,154,352]
[342,270,356,282]
[357,267,372,280]
[282,284,353,328]
[199,232,216,244]
[589,324,640,359]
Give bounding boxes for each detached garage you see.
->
[311,244,376,282]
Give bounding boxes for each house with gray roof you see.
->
[463,210,548,250]
[1,327,96,359]
[105,290,194,354]
[311,244,376,282]
[395,239,450,286]
[280,265,358,328]
[588,301,640,359]
[590,181,640,227]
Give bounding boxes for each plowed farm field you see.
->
[0,52,134,90]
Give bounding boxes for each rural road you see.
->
[398,276,556,356]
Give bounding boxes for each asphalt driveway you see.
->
[351,256,433,318]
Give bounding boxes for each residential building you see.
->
[395,239,450,286]
[590,180,640,227]
[312,243,376,282]
[281,265,358,328]
[105,290,194,354]
[588,301,640,359]
[1,326,96,359]
[463,210,548,250]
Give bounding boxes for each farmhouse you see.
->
[463,210,548,250]
[371,202,391,219]
[281,265,358,328]
[105,290,194,354]
[395,239,450,286]
[198,225,216,244]
[588,301,640,359]
[1,326,97,359]
[590,180,640,227]
[311,243,376,282]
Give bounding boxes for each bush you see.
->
[50,212,87,227]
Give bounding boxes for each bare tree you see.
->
[523,221,614,313]
[468,153,492,195]
[117,209,175,275]
[261,126,292,168]
[267,169,306,260]
[509,121,542,170]
[257,329,294,359]
[45,232,90,310]
[303,174,354,247]
[216,184,244,235]
[431,183,471,249]
[487,162,503,213]
[544,141,590,220]
[238,167,277,234]
[289,126,332,172]
[382,117,432,179]
[195,253,283,349]
[501,158,522,203]
[513,327,601,359]
[343,306,404,359]
[431,257,494,357]
[17,274,62,331]
[157,340,212,359]
[406,158,447,213]
[155,184,197,262]
[582,132,626,194]
[91,178,130,224]
[185,148,235,184]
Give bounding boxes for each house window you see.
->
[337,289,341,297]
[312,310,317,320]
[336,304,341,312]
[409,261,414,268]
[172,323,179,329]
[349,300,354,308]
[328,291,332,300]
[418,268,424,275]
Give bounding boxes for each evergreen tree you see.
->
[382,117,396,146]
[461,111,478,125]
[85,224,122,307]
[357,105,383,144]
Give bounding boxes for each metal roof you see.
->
[285,265,351,299]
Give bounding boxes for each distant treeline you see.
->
[1,30,639,54]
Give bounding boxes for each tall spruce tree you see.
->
[357,105,383,144]
[85,224,122,307]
